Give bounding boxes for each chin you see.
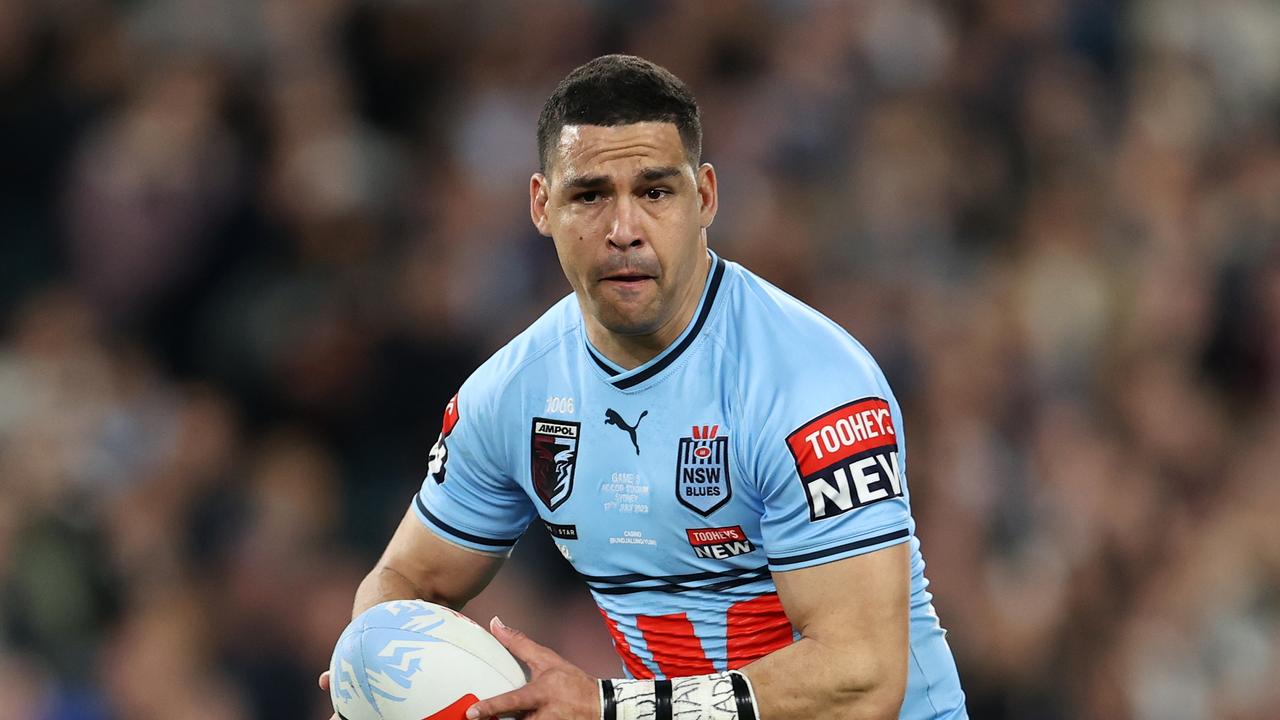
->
[594,304,664,337]
[600,315,663,337]
[590,296,663,337]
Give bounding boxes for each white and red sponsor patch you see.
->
[441,393,460,437]
[428,393,460,484]
[686,525,755,559]
[686,525,747,546]
[785,398,902,521]
[785,398,896,477]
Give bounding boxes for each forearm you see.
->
[351,564,442,618]
[349,509,507,619]
[741,635,906,720]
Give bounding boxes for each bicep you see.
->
[742,543,910,719]
[773,542,909,652]
[376,507,507,609]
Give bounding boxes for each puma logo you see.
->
[604,408,648,455]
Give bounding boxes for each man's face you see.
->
[530,122,717,339]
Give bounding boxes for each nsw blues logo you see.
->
[676,424,731,516]
[531,418,580,511]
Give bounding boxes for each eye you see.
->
[576,191,601,204]
[644,187,670,200]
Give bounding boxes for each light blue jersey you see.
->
[416,252,967,719]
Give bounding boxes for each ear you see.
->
[530,173,553,237]
[696,163,718,229]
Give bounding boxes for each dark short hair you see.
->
[537,54,702,174]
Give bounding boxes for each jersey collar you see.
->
[583,251,726,390]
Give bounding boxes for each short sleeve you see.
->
[414,379,535,555]
[746,344,912,572]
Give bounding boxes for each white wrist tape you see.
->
[599,671,759,720]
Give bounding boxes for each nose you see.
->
[605,194,644,249]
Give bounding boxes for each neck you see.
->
[584,252,712,370]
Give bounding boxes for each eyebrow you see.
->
[563,173,611,191]
[561,166,684,191]
[638,166,682,183]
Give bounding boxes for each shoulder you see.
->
[713,259,902,467]
[458,294,580,414]
[716,260,886,391]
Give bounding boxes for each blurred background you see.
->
[2,0,1279,718]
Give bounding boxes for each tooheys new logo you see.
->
[427,394,460,484]
[785,398,903,521]
[686,525,755,559]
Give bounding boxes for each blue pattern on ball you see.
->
[343,601,453,706]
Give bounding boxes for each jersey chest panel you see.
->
[519,372,767,581]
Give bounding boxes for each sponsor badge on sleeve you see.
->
[427,393,460,484]
[785,398,903,521]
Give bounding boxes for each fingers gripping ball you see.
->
[330,600,526,720]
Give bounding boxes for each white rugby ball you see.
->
[329,600,526,720]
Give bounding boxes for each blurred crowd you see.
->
[2,0,1279,718]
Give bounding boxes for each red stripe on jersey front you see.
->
[422,693,479,720]
[726,594,794,669]
[637,613,716,677]
[785,398,896,477]
[599,609,654,679]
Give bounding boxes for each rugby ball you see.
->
[329,600,526,720]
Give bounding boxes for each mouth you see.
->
[599,272,655,288]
